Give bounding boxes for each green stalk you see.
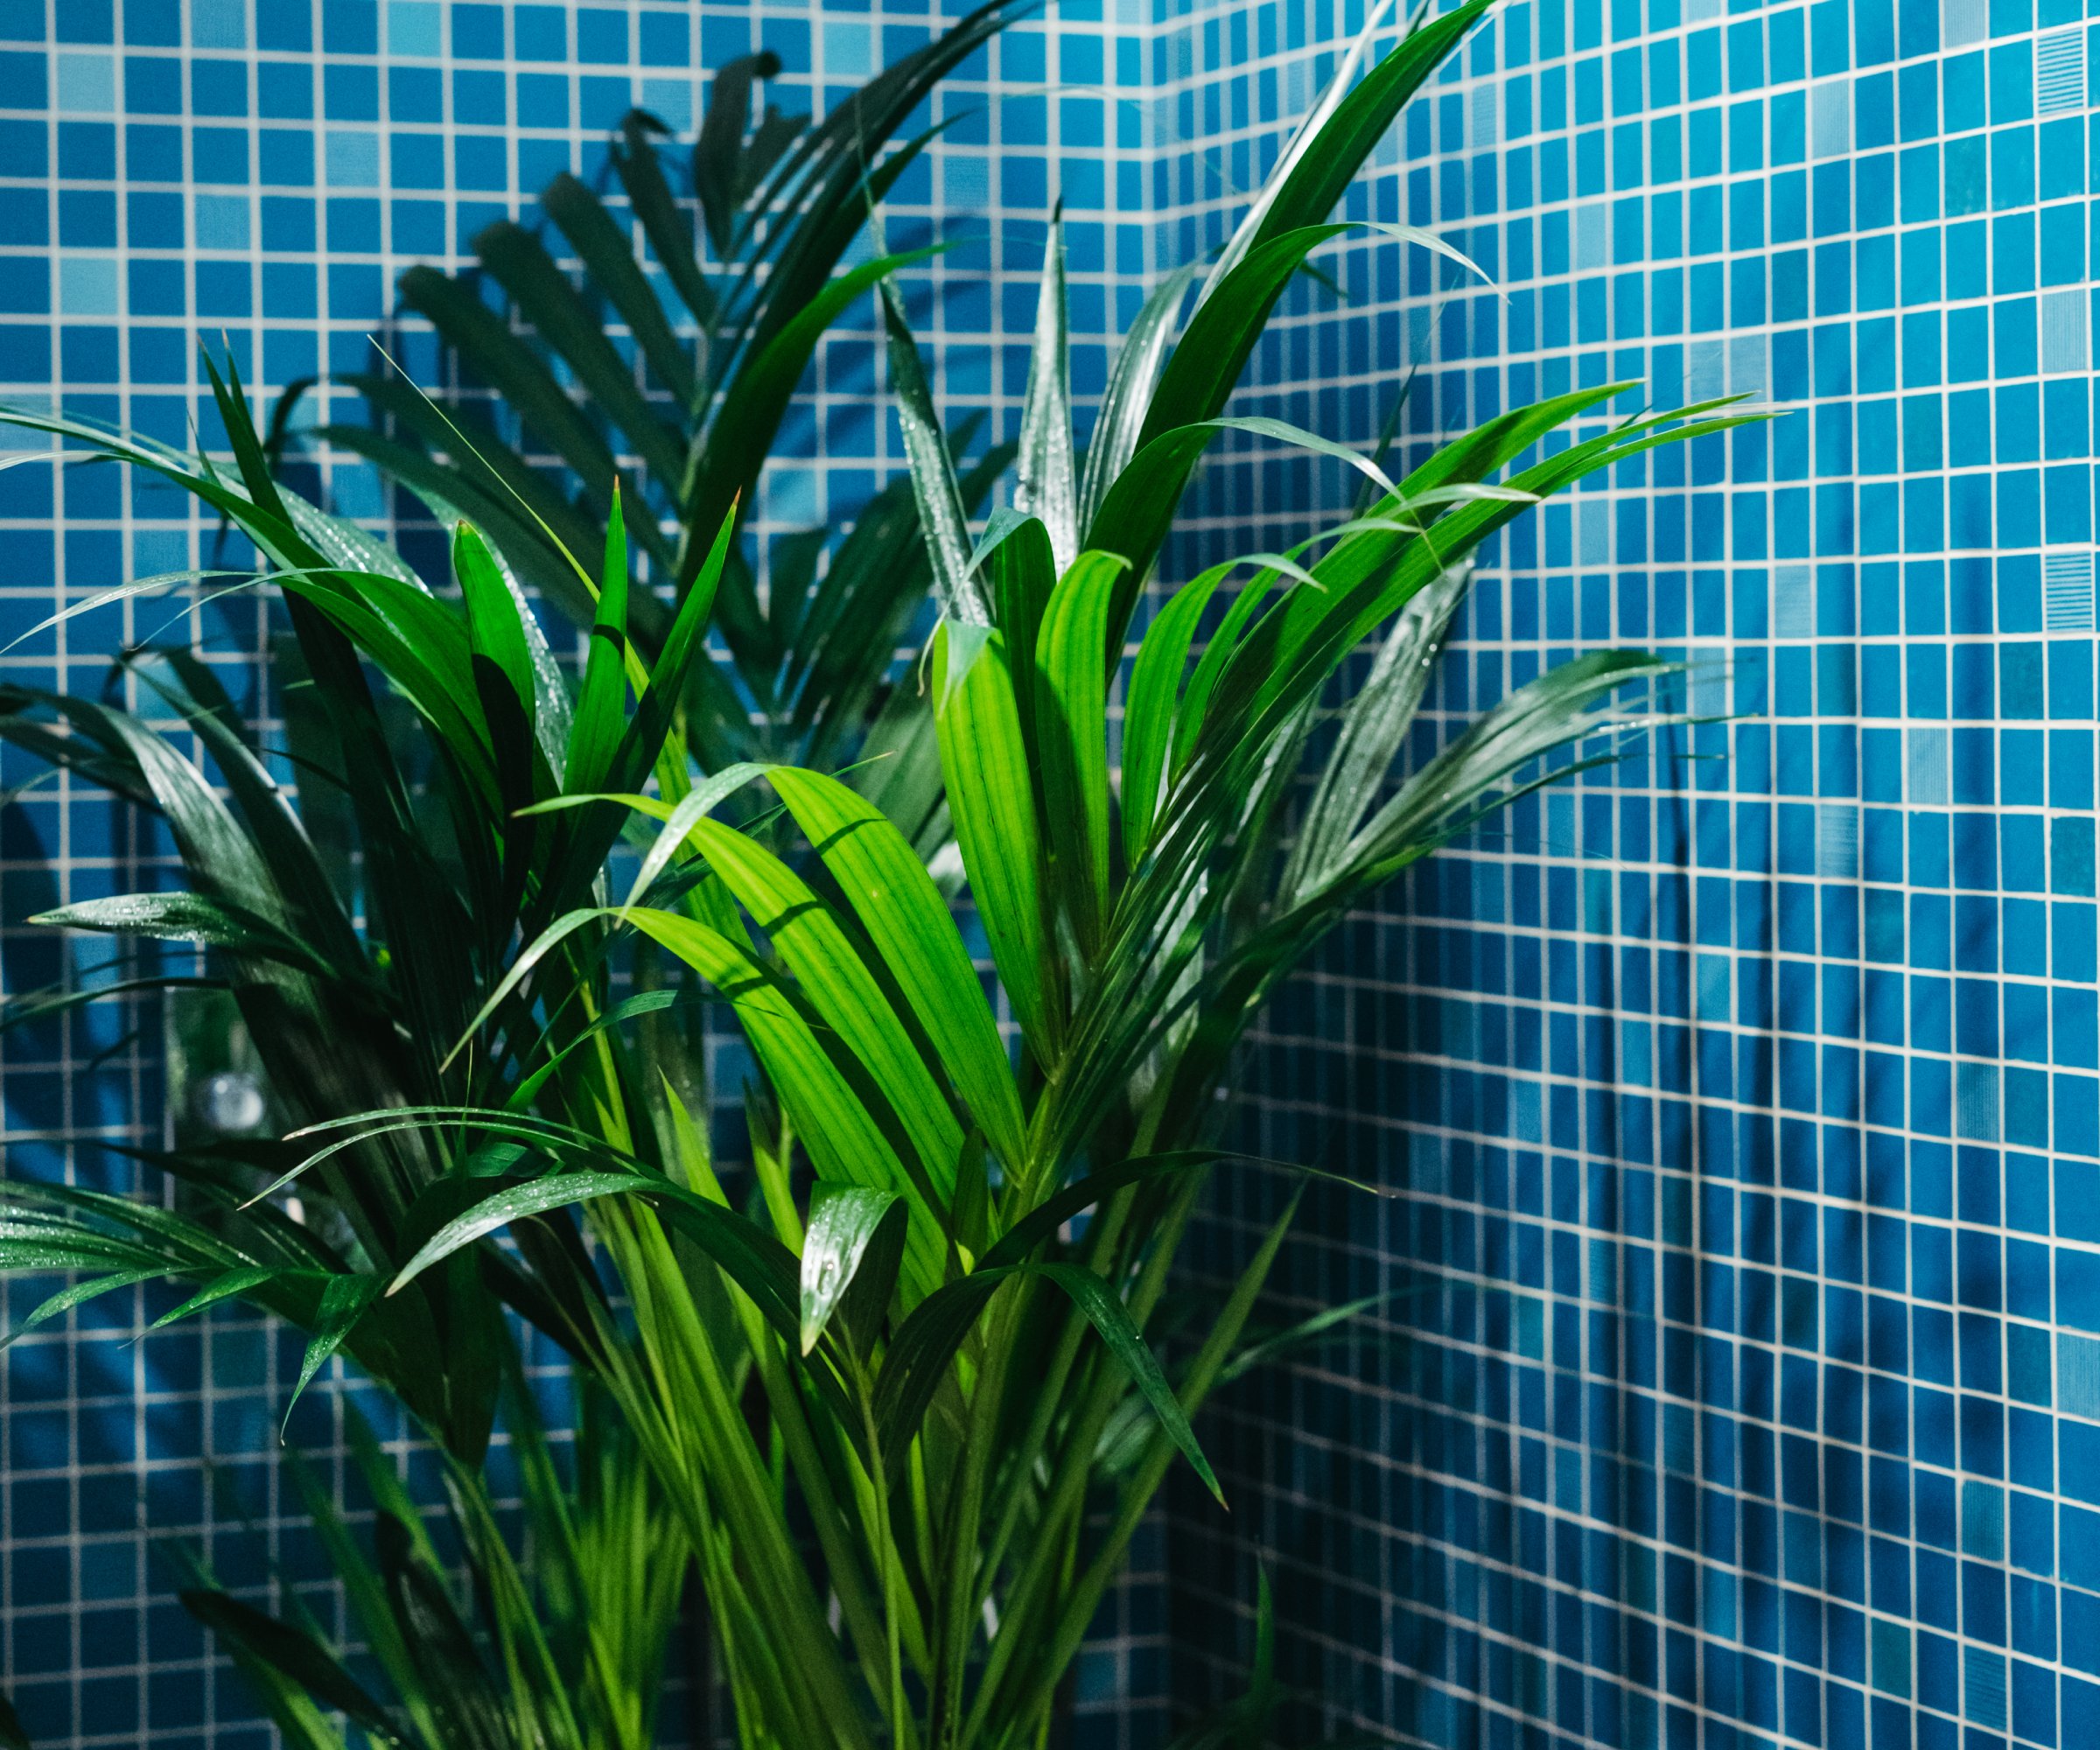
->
[929,1278,1025,1746]
[995,1194,1300,1740]
[970,1179,1143,1597]
[854,1354,914,1750]
[599,1208,873,1750]
[961,1177,1198,1746]
[743,1303,895,1684]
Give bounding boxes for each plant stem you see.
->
[856,1354,914,1750]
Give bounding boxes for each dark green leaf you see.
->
[30,892,336,979]
[179,1591,406,1746]
[283,1276,382,1438]
[396,265,620,512]
[149,1264,284,1331]
[876,1259,1222,1502]
[610,111,716,330]
[387,1166,802,1347]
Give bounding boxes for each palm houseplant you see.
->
[0,362,1754,1750]
[0,4,1765,1746]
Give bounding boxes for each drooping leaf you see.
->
[799,1185,906,1355]
[386,1166,801,1345]
[8,1268,169,1342]
[615,907,950,1294]
[149,1264,285,1332]
[281,1275,382,1438]
[179,1592,407,1747]
[30,892,336,979]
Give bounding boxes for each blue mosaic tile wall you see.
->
[1151,0,2100,1746]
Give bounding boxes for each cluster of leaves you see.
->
[1,353,732,1464]
[327,0,1029,793]
[167,1388,682,1750]
[0,0,1761,1745]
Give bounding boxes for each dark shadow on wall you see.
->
[1156,716,1721,1746]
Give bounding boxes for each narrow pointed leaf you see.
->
[1077,259,1200,533]
[472,218,686,483]
[619,760,772,911]
[1013,214,1077,571]
[615,908,948,1294]
[1033,552,1126,955]
[980,512,1058,749]
[878,278,985,625]
[677,814,965,1199]
[695,52,780,255]
[540,170,697,405]
[695,243,949,562]
[396,265,620,507]
[453,521,538,727]
[282,1276,382,1438]
[12,1268,168,1340]
[1121,561,1230,865]
[386,1166,801,1342]
[876,1261,1222,1502]
[150,1264,284,1331]
[564,486,631,794]
[30,892,334,977]
[1282,562,1470,900]
[1235,0,1496,265]
[932,624,1055,1059]
[609,113,716,328]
